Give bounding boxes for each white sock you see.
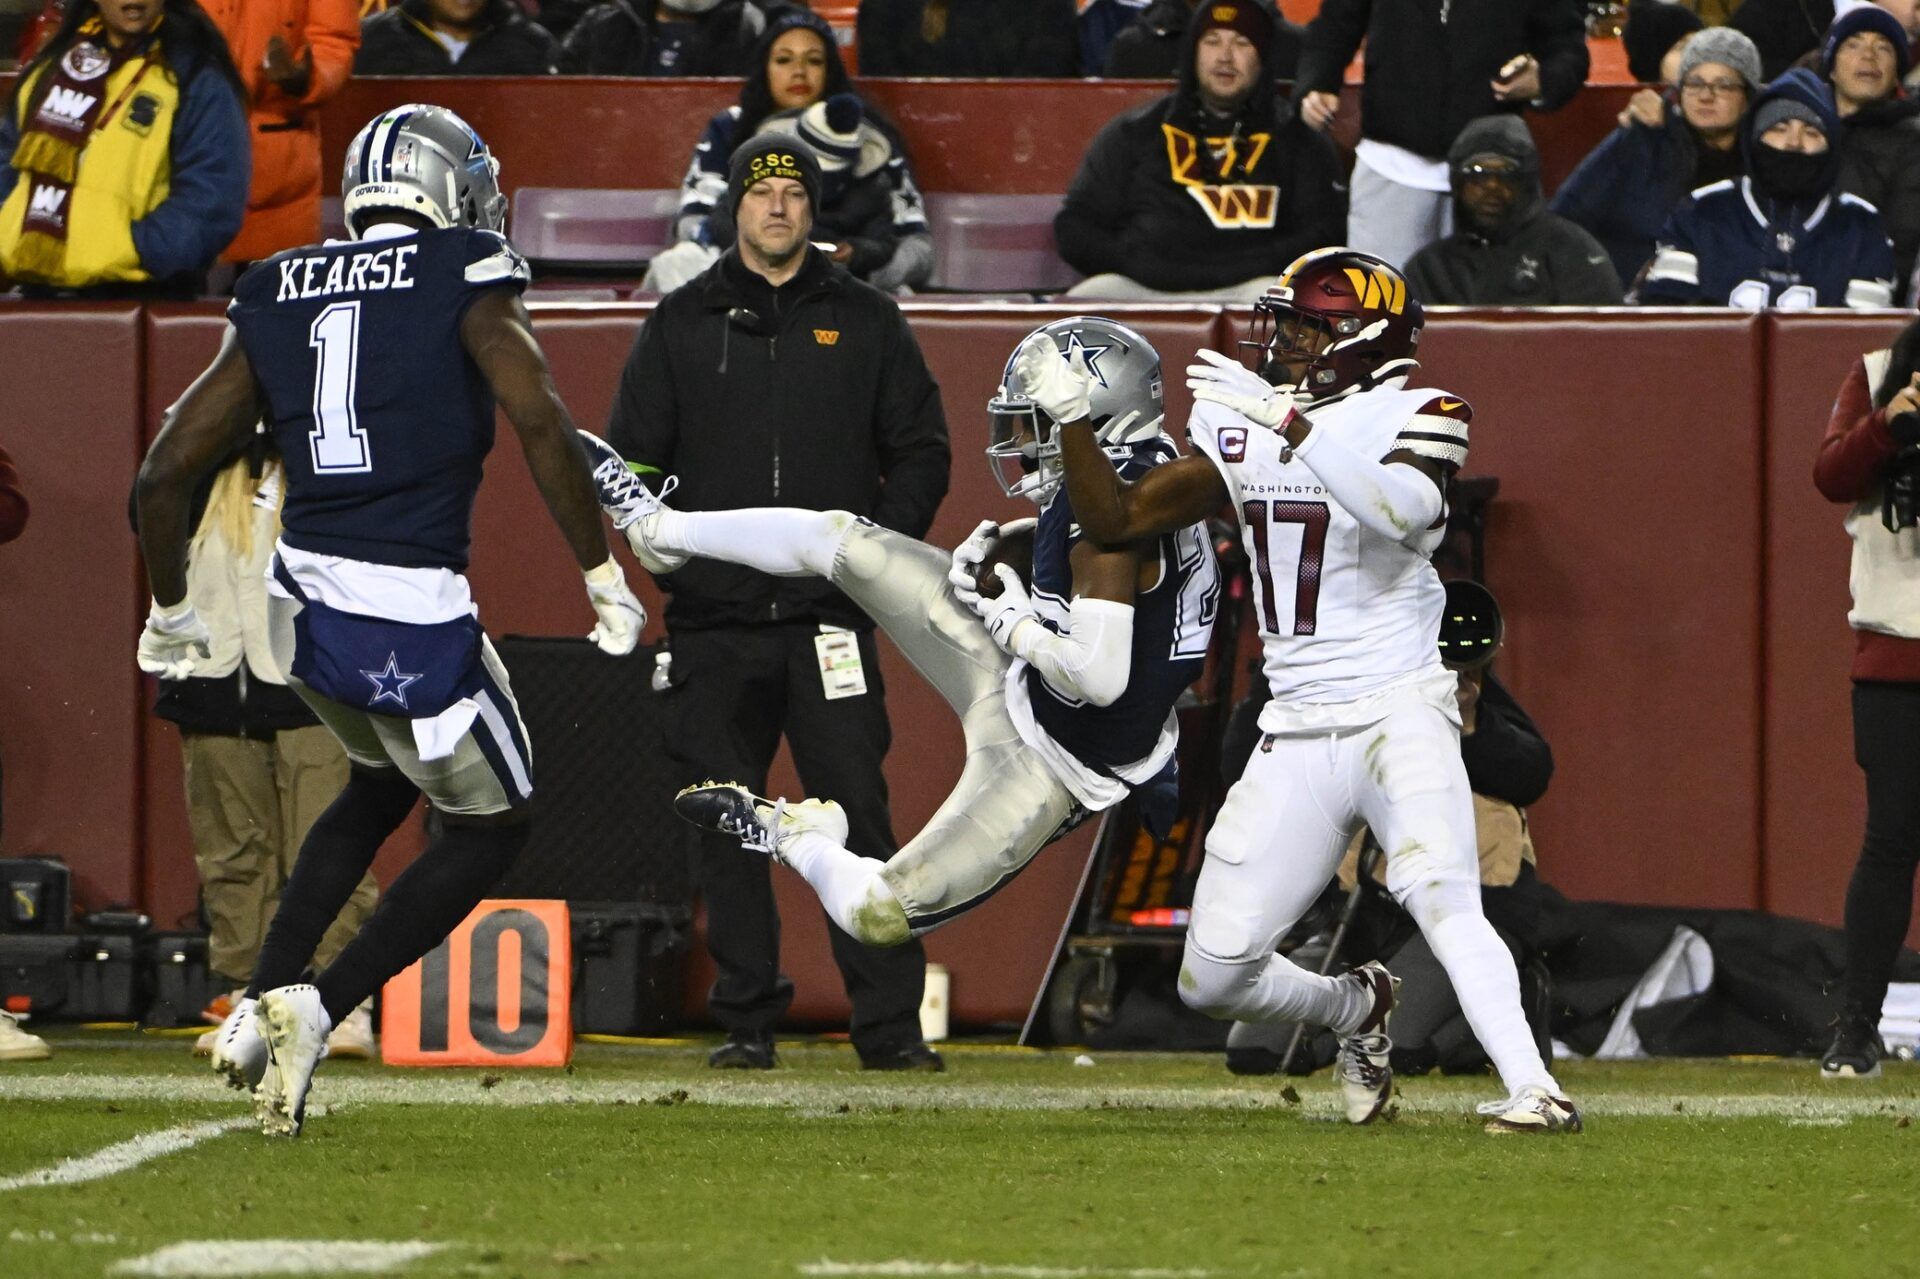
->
[780,829,901,940]
[651,508,845,578]
[1425,908,1557,1096]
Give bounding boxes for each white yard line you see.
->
[0,1116,250,1193]
[801,1263,1214,1278]
[110,1240,443,1276]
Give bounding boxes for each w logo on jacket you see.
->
[1162,123,1279,229]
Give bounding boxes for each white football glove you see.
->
[136,599,212,680]
[1186,348,1303,432]
[971,564,1037,654]
[946,518,1001,610]
[583,559,646,657]
[1012,332,1093,423]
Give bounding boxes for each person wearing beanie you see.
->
[1640,68,1896,307]
[1102,0,1303,81]
[1824,5,1920,297]
[607,102,951,1078]
[644,9,933,293]
[1552,26,1761,285]
[857,0,1078,77]
[1730,0,1836,81]
[556,0,778,77]
[1056,0,1345,299]
[1622,0,1701,85]
[1293,0,1590,271]
[1405,115,1623,305]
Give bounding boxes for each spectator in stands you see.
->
[1729,0,1834,81]
[354,0,557,73]
[857,0,1077,78]
[1635,68,1889,307]
[1293,0,1589,272]
[1405,116,1623,305]
[1055,0,1344,301]
[1823,6,1920,301]
[1101,0,1302,81]
[608,137,949,1073]
[1639,68,1896,307]
[0,0,247,296]
[1551,27,1760,288]
[1813,315,1920,1081]
[643,9,931,293]
[1621,0,1700,87]
[557,0,777,76]
[157,451,378,1061]
[204,0,359,264]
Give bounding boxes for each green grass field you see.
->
[3,1031,1919,1279]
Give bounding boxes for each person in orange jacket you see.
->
[203,0,360,263]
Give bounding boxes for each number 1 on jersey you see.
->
[308,301,371,474]
[1244,499,1328,636]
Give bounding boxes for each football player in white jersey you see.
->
[1053,247,1581,1135]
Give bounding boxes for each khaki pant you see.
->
[182,725,378,985]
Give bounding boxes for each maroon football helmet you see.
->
[1241,247,1425,402]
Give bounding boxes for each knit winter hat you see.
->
[1678,26,1764,94]
[1752,91,1828,137]
[1622,1,1703,84]
[794,94,864,174]
[1823,5,1911,79]
[1191,0,1273,48]
[728,135,823,216]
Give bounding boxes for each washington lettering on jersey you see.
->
[275,243,419,301]
[1191,385,1468,710]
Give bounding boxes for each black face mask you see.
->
[1750,143,1830,201]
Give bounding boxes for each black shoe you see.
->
[708,1032,777,1070]
[1821,1018,1884,1079]
[860,1041,945,1072]
[674,781,778,855]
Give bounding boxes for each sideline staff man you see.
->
[608,138,950,1070]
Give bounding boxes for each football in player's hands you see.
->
[972,520,1035,600]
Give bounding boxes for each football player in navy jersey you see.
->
[134,105,645,1136]
[581,317,1219,946]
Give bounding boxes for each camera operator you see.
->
[1812,319,1920,1079]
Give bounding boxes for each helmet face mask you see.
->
[341,105,509,239]
[1242,248,1424,402]
[986,317,1167,505]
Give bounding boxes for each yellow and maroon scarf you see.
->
[10,16,160,278]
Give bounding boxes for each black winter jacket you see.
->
[1405,115,1623,305]
[1835,95,1920,303]
[856,0,1078,77]
[355,0,559,75]
[1103,0,1303,81]
[557,0,769,76]
[1293,0,1589,161]
[1057,11,1346,291]
[607,248,949,631]
[1728,0,1833,82]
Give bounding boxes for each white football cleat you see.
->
[209,996,267,1091]
[577,430,687,574]
[0,1009,51,1061]
[1334,960,1399,1125]
[673,781,848,862]
[324,1001,376,1061]
[1480,1085,1583,1135]
[254,985,330,1137]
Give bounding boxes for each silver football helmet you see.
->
[341,105,508,238]
[987,317,1165,504]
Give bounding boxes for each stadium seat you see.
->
[320,196,345,242]
[510,188,682,273]
[925,194,1080,294]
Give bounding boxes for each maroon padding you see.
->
[0,305,145,911]
[1391,311,1767,911]
[311,79,1638,202]
[1761,313,1917,943]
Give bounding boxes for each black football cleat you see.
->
[709,1031,778,1070]
[860,1042,945,1073]
[1821,1017,1885,1079]
[674,781,780,856]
